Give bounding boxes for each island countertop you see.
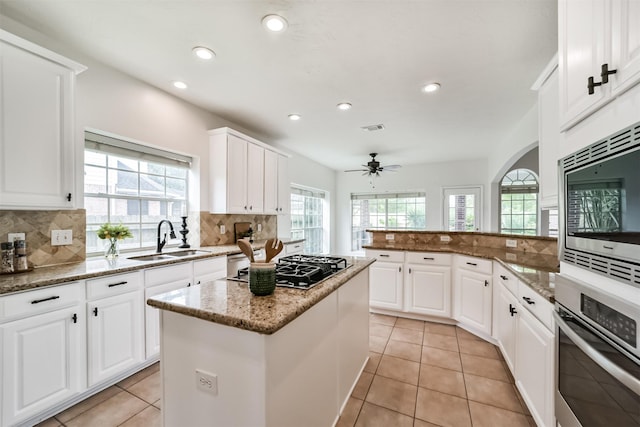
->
[147,256,375,335]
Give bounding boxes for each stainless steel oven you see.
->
[553,274,640,427]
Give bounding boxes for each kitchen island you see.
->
[147,256,374,427]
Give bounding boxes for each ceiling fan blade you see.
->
[344,169,369,172]
[362,171,370,176]
[381,165,402,170]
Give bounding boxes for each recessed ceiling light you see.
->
[173,81,188,89]
[262,14,288,32]
[288,114,301,121]
[422,82,441,93]
[337,102,352,111]
[192,46,216,60]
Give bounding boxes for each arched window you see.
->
[500,169,539,235]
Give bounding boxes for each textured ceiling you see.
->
[0,0,558,171]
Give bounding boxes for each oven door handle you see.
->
[553,311,640,395]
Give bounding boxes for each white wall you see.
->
[335,159,489,254]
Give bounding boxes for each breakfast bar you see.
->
[147,256,374,427]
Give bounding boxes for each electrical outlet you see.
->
[8,232,25,242]
[51,230,73,246]
[257,223,262,232]
[385,234,395,241]
[220,225,226,234]
[440,235,451,242]
[506,239,517,248]
[196,369,218,395]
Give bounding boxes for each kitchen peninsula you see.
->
[147,256,373,427]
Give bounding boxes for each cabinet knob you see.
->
[600,63,617,84]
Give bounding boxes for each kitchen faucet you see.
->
[156,220,177,253]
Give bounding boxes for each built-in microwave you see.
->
[560,121,640,287]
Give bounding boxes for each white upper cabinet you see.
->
[209,127,289,215]
[277,154,290,215]
[0,30,85,210]
[559,0,640,130]
[534,58,560,209]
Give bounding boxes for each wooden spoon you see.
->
[237,239,255,262]
[265,238,284,263]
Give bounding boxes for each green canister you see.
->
[248,262,276,296]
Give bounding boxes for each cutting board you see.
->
[234,222,251,242]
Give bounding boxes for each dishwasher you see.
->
[227,248,265,277]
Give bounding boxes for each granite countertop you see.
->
[0,238,304,296]
[364,243,559,302]
[147,256,375,335]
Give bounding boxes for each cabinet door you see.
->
[493,283,518,373]
[538,67,560,209]
[515,307,555,427]
[611,0,640,96]
[369,261,403,310]
[0,41,75,209]
[455,269,492,335]
[2,306,84,426]
[405,264,451,317]
[277,154,290,215]
[246,142,264,213]
[227,134,248,213]
[145,280,191,358]
[559,0,608,130]
[87,291,144,386]
[263,150,279,214]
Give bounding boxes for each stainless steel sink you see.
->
[127,249,210,261]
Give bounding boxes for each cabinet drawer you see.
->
[86,271,143,300]
[365,249,405,263]
[494,263,518,296]
[193,256,226,277]
[0,282,84,322]
[456,255,492,275]
[518,282,553,330]
[285,242,304,255]
[405,252,452,266]
[145,262,191,287]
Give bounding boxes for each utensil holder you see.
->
[249,262,276,296]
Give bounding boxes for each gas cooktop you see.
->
[230,255,350,289]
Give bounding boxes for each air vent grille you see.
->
[361,124,385,132]
[561,121,640,171]
[562,249,640,288]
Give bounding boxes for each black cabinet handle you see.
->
[588,76,602,95]
[522,296,535,305]
[72,313,78,323]
[600,63,617,84]
[423,257,434,260]
[484,280,489,287]
[187,282,192,287]
[379,254,390,258]
[500,275,508,280]
[66,193,72,202]
[409,268,412,274]
[93,307,99,316]
[399,266,402,273]
[31,295,60,304]
[509,304,517,317]
[108,281,128,288]
[466,262,477,266]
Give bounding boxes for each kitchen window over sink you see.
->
[290,186,329,254]
[84,131,191,255]
[351,192,426,251]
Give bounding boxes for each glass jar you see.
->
[1,242,14,273]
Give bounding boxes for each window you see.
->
[351,192,426,251]
[443,187,482,231]
[290,186,328,254]
[84,131,191,255]
[500,169,538,235]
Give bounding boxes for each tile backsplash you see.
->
[0,209,86,267]
[200,212,277,246]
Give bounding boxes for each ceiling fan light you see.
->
[172,80,188,89]
[422,82,441,93]
[262,14,288,32]
[192,46,216,60]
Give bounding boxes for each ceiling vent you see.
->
[361,124,385,132]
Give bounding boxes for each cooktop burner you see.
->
[232,255,349,289]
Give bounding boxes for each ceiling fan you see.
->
[344,153,402,176]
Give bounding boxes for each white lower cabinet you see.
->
[193,256,227,285]
[454,256,493,336]
[86,273,144,387]
[0,283,85,426]
[493,281,518,372]
[404,253,452,317]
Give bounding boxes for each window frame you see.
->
[290,185,329,254]
[499,169,539,235]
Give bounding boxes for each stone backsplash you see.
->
[0,209,87,267]
[200,212,277,246]
[369,230,558,256]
